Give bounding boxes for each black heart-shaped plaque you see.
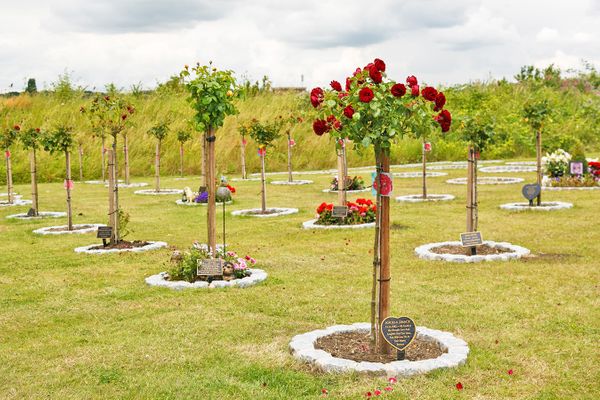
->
[521,184,541,201]
[381,316,416,350]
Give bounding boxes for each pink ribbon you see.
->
[64,180,74,190]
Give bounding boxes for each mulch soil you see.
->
[46,225,95,232]
[89,240,150,250]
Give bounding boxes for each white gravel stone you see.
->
[500,201,573,211]
[446,177,524,185]
[74,241,168,254]
[6,211,67,219]
[395,194,455,203]
[104,182,149,188]
[175,199,232,206]
[270,180,313,185]
[290,323,468,376]
[302,219,375,230]
[322,188,371,193]
[0,198,32,207]
[33,223,105,235]
[251,169,336,176]
[479,165,537,173]
[145,268,267,290]
[392,171,448,178]
[542,185,600,191]
[84,180,123,185]
[427,164,467,170]
[414,240,530,263]
[506,161,537,165]
[134,189,183,195]
[231,207,299,218]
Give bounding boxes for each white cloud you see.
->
[536,28,559,42]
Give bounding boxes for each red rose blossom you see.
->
[435,109,452,132]
[310,87,324,108]
[313,119,329,136]
[359,87,374,103]
[411,84,420,97]
[421,86,438,101]
[374,58,386,72]
[330,80,342,91]
[406,75,418,87]
[391,83,406,97]
[343,105,355,119]
[353,68,362,76]
[369,66,382,84]
[434,92,446,111]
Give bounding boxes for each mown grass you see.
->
[0,164,599,399]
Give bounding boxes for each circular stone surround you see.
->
[322,188,371,194]
[415,240,530,263]
[302,219,375,230]
[251,169,336,177]
[270,180,313,185]
[500,201,573,211]
[0,198,32,207]
[542,185,600,191]
[446,177,524,185]
[506,161,537,166]
[33,223,105,235]
[84,180,123,185]
[231,207,299,218]
[175,199,233,206]
[289,322,469,375]
[479,165,536,173]
[134,189,183,195]
[6,211,67,219]
[427,164,467,170]
[145,268,267,290]
[74,241,168,254]
[395,194,455,203]
[392,171,448,178]
[105,182,149,188]
[230,177,261,182]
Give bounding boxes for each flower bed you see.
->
[395,194,455,203]
[134,189,183,195]
[289,323,469,375]
[328,175,365,191]
[33,223,105,235]
[6,211,67,219]
[446,177,524,185]
[500,202,573,211]
[231,207,298,218]
[541,150,600,188]
[270,180,313,185]
[415,240,530,262]
[307,198,376,228]
[74,241,167,254]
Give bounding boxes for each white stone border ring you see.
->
[289,322,469,375]
[302,219,375,230]
[0,198,32,207]
[270,180,313,185]
[6,211,67,219]
[231,208,299,218]
[74,241,168,254]
[479,165,537,173]
[134,189,183,195]
[500,201,573,211]
[145,268,267,290]
[105,182,149,188]
[542,185,600,191]
[33,223,105,235]
[322,188,371,194]
[446,177,524,185]
[415,240,530,262]
[175,200,232,206]
[392,172,448,178]
[395,194,455,203]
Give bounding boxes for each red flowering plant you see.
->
[316,198,376,225]
[310,58,451,354]
[588,161,600,180]
[330,175,365,191]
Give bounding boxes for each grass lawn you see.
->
[1,164,599,399]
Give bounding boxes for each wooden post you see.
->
[240,137,247,180]
[78,143,84,181]
[337,141,347,206]
[110,138,120,244]
[377,149,391,355]
[207,127,217,254]
[202,132,207,188]
[155,140,161,192]
[101,137,106,182]
[287,132,293,183]
[123,134,130,185]
[422,138,427,199]
[466,146,476,256]
[6,150,13,204]
[179,143,184,178]
[536,129,542,206]
[370,150,382,346]
[30,148,38,215]
[65,151,73,231]
[260,150,267,213]
[107,148,116,244]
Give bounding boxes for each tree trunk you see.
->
[5,151,13,204]
[109,138,120,244]
[202,132,207,188]
[179,143,184,178]
[422,138,427,199]
[240,137,247,179]
[101,137,106,182]
[123,134,130,185]
[474,156,479,231]
[337,141,347,206]
[376,148,391,355]
[287,132,293,183]
[30,148,38,215]
[536,129,542,206]
[370,149,382,346]
[155,140,161,192]
[260,151,267,213]
[207,127,217,254]
[108,148,116,244]
[65,151,73,230]
[466,146,476,256]
[78,143,84,181]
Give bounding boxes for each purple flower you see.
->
[194,191,209,203]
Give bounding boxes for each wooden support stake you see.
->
[123,134,130,185]
[536,129,542,206]
[240,137,247,180]
[155,140,161,192]
[260,151,267,213]
[179,143,184,178]
[466,146,476,256]
[287,132,293,183]
[107,148,116,244]
[422,138,427,199]
[337,142,347,206]
[65,151,73,231]
[207,127,217,254]
[101,137,106,182]
[6,151,13,204]
[377,149,391,355]
[78,143,84,181]
[30,149,38,216]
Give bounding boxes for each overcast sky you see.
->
[1,0,599,92]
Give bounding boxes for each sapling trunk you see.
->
[101,137,106,182]
[474,156,479,231]
[466,146,476,256]
[337,141,347,206]
[5,151,13,204]
[65,151,73,230]
[124,134,130,185]
[376,146,391,355]
[207,127,217,254]
[202,132,207,188]
[287,132,293,183]
[260,151,267,213]
[422,138,427,199]
[179,143,184,178]
[108,148,116,244]
[109,138,120,244]
[370,150,382,346]
[30,149,38,215]
[78,143,84,181]
[155,140,161,192]
[240,137,247,180]
[536,129,542,206]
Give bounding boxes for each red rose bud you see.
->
[13,125,20,131]
[338,92,349,99]
[353,67,362,76]
[421,86,438,101]
[359,87,374,103]
[345,77,352,91]
[330,80,342,91]
[313,119,329,136]
[369,66,382,84]
[310,87,324,108]
[411,84,420,97]
[343,105,355,119]
[434,92,446,111]
[406,75,418,87]
[374,58,386,72]
[391,83,406,97]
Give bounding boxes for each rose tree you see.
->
[523,100,550,205]
[0,123,19,204]
[310,59,451,354]
[248,119,282,213]
[147,122,170,192]
[19,127,43,215]
[176,129,192,178]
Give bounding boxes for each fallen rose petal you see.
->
[508,369,514,375]
[384,386,393,392]
[456,382,463,391]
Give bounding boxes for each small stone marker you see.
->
[521,183,541,206]
[96,226,112,247]
[569,161,583,175]
[197,258,224,279]
[26,208,36,217]
[332,205,348,218]
[460,231,483,247]
[381,316,416,360]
